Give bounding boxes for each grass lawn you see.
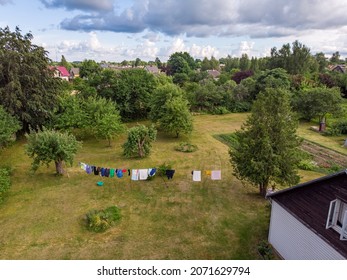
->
[0,113,333,260]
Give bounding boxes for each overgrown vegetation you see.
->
[85,206,121,233]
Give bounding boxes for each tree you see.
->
[25,128,81,175]
[123,124,157,158]
[0,26,62,131]
[166,52,195,76]
[230,88,301,197]
[150,84,193,137]
[0,105,21,148]
[293,87,343,131]
[330,51,341,64]
[239,54,250,71]
[60,55,71,71]
[97,68,157,120]
[159,98,193,137]
[84,97,125,146]
[79,59,101,79]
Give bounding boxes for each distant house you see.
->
[206,69,221,80]
[144,65,160,75]
[267,170,347,260]
[69,67,80,79]
[331,65,346,73]
[50,66,70,81]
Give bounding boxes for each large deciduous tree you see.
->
[150,83,193,137]
[293,87,343,131]
[230,88,301,197]
[0,26,62,131]
[25,128,81,175]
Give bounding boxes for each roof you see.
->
[331,65,346,73]
[70,67,80,75]
[56,66,70,77]
[144,65,160,74]
[268,170,347,258]
[206,69,221,78]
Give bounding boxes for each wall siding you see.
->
[268,201,345,260]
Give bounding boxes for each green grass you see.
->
[0,113,332,260]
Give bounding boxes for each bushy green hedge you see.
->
[0,168,11,203]
[85,206,121,233]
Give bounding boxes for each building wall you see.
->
[268,201,345,260]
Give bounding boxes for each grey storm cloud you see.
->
[41,0,114,12]
[53,0,347,38]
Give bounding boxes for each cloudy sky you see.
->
[1,0,347,62]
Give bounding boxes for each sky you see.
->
[1,0,347,62]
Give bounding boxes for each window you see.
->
[326,199,347,240]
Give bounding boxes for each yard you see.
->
[0,113,334,259]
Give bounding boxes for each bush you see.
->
[158,162,173,177]
[257,240,274,260]
[174,142,198,153]
[85,206,121,233]
[0,168,11,203]
[297,159,317,171]
[324,120,347,136]
[211,106,229,115]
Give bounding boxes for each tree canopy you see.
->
[0,105,21,148]
[230,88,301,197]
[0,26,62,131]
[25,128,81,175]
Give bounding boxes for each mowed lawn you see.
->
[0,113,326,260]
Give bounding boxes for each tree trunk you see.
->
[259,182,268,197]
[55,161,64,175]
[319,116,326,132]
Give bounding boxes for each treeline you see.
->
[1,26,347,149]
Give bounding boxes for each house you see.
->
[206,69,221,80]
[69,67,80,79]
[50,66,70,81]
[331,65,346,73]
[144,65,160,75]
[267,170,347,260]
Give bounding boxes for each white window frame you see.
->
[326,199,347,240]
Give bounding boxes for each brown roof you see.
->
[268,170,347,258]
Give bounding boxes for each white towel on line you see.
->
[193,170,201,182]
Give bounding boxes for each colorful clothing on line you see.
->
[131,169,139,181]
[165,170,175,180]
[116,169,123,178]
[211,170,221,180]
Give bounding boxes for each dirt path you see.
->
[301,140,347,168]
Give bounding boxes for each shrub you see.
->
[297,159,317,171]
[85,206,121,233]
[324,120,347,136]
[211,106,229,115]
[158,162,173,177]
[174,142,198,153]
[257,240,274,260]
[0,168,11,203]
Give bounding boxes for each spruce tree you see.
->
[230,88,301,197]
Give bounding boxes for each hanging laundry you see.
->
[100,167,106,177]
[94,167,100,176]
[110,168,115,178]
[139,169,148,180]
[165,170,175,180]
[128,169,131,176]
[211,170,221,180]
[122,169,127,173]
[86,165,92,174]
[104,168,110,177]
[192,170,201,182]
[148,168,157,177]
[205,170,211,176]
[116,169,123,178]
[79,162,87,171]
[131,169,139,181]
